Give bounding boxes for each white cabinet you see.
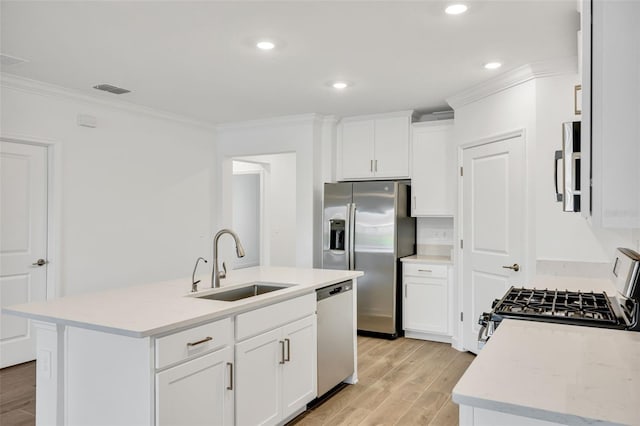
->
[341,120,375,179]
[236,315,317,426]
[235,328,281,426]
[581,0,640,228]
[154,318,234,426]
[281,316,317,419]
[156,346,234,426]
[411,120,455,216]
[338,111,412,180]
[402,262,452,342]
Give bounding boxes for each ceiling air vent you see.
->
[0,53,28,67]
[93,84,131,95]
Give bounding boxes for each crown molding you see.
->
[446,56,578,110]
[0,72,217,130]
[215,112,329,132]
[338,109,414,123]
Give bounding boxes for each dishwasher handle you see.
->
[316,280,353,301]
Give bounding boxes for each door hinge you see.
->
[460,239,463,249]
[460,312,464,322]
[460,167,463,177]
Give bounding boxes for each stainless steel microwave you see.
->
[555,121,581,212]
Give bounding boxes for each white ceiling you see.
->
[0,1,579,124]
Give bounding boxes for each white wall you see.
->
[215,114,333,268]
[535,74,633,262]
[0,77,215,296]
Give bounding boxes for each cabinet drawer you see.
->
[403,263,448,278]
[236,293,316,341]
[155,317,232,369]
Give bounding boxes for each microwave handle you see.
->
[554,150,563,202]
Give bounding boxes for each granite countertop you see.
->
[400,255,453,264]
[3,267,363,338]
[453,319,640,425]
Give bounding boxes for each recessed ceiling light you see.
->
[332,81,349,90]
[445,4,468,15]
[484,62,502,70]
[256,41,275,50]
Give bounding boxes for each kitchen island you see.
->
[4,266,363,426]
[453,319,640,426]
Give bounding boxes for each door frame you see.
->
[1,133,61,300]
[455,128,533,352]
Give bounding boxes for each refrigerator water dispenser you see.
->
[329,219,346,251]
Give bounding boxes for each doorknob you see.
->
[32,259,48,267]
[502,263,520,272]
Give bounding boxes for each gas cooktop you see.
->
[487,287,623,328]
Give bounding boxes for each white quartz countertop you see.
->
[452,319,640,426]
[400,255,452,264]
[3,267,363,338]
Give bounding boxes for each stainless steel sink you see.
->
[195,282,290,302]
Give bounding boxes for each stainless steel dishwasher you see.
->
[316,280,354,397]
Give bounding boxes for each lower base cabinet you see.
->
[403,262,452,340]
[156,346,234,426]
[236,315,317,426]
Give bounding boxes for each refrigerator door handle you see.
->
[349,203,356,270]
[344,203,351,269]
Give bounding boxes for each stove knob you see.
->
[478,312,490,326]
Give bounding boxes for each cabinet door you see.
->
[589,0,640,228]
[341,120,375,180]
[156,346,234,426]
[281,315,317,419]
[374,116,410,178]
[403,277,448,334]
[235,328,281,426]
[411,123,454,216]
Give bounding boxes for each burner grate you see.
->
[493,287,619,325]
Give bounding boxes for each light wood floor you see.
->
[292,336,475,426]
[0,336,474,426]
[0,360,36,426]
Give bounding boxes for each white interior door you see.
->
[0,141,48,368]
[461,133,526,353]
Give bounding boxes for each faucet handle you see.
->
[219,261,227,279]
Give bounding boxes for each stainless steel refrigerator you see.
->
[322,181,416,337]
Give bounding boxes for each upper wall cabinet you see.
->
[337,111,412,180]
[581,0,640,228]
[411,120,454,216]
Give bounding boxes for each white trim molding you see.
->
[216,113,328,132]
[446,57,577,110]
[1,72,216,130]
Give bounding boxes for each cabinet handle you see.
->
[418,269,432,273]
[186,336,212,347]
[226,362,233,390]
[370,159,373,172]
[375,159,378,172]
[279,340,285,364]
[405,284,408,298]
[284,338,291,362]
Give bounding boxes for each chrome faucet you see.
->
[191,257,208,293]
[212,229,246,288]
